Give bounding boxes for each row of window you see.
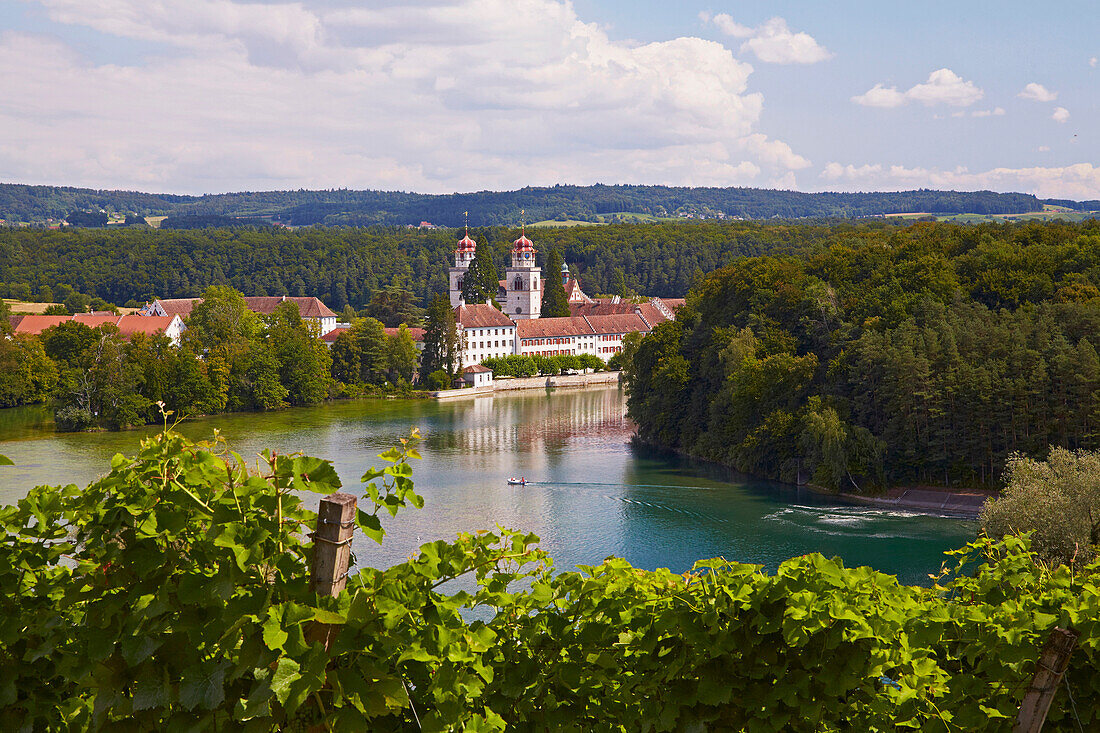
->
[521,333,625,347]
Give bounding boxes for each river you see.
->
[0,386,974,585]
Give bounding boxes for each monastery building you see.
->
[447,227,682,368]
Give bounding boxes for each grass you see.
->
[886,210,1100,224]
[529,219,605,228]
[3,300,61,314]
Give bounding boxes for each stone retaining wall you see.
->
[431,371,621,400]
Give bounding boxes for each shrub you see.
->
[54,405,94,432]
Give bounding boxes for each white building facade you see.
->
[447,227,672,368]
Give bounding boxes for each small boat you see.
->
[507,477,528,486]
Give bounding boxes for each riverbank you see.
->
[823,485,993,520]
[432,371,621,400]
[630,435,991,520]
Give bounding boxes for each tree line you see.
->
[0,181,1055,225]
[10,219,1100,316]
[0,286,428,430]
[626,220,1100,490]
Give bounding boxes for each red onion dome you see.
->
[512,233,536,253]
[456,232,477,253]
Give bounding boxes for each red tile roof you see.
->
[242,296,337,318]
[72,314,122,328]
[11,315,70,335]
[11,314,180,339]
[116,315,179,338]
[153,298,199,317]
[455,303,514,329]
[384,326,426,341]
[584,313,652,334]
[516,316,594,338]
[567,301,669,326]
[463,365,493,373]
[321,327,348,343]
[149,296,336,319]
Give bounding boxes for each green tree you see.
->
[363,286,422,327]
[330,330,361,385]
[267,301,333,405]
[353,317,389,385]
[541,248,571,318]
[461,256,487,304]
[420,294,458,381]
[0,335,58,407]
[388,324,419,384]
[980,447,1100,566]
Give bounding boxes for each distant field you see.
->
[3,300,140,315]
[886,210,1100,223]
[529,219,605,228]
[145,216,168,227]
[4,299,61,313]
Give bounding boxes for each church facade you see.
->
[447,227,680,368]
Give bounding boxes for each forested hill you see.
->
[625,218,1100,491]
[0,182,1070,225]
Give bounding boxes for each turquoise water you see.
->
[0,387,974,585]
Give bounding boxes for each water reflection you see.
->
[0,386,973,585]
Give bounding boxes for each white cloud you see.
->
[1091,57,1098,68]
[850,83,906,108]
[1018,82,1057,102]
[1052,107,1071,123]
[1038,146,1051,152]
[818,161,1100,199]
[906,69,983,107]
[853,68,983,109]
[704,14,831,64]
[971,107,1005,117]
[699,12,753,38]
[0,1,812,194]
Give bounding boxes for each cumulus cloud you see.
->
[853,68,983,109]
[850,84,906,108]
[702,13,831,64]
[819,161,1100,199]
[1018,83,1057,102]
[1038,146,1051,152]
[0,0,813,193]
[1052,107,1071,123]
[971,107,1006,117]
[1091,57,1098,68]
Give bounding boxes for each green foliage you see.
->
[5,435,1100,730]
[540,248,571,318]
[981,448,1100,567]
[0,334,57,408]
[481,353,606,378]
[628,225,1100,489]
[421,295,459,381]
[425,369,451,391]
[363,286,423,327]
[0,181,1047,225]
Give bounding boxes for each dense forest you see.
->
[0,220,845,307]
[0,181,1066,225]
[626,219,1100,490]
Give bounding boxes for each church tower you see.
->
[505,223,541,319]
[448,222,477,307]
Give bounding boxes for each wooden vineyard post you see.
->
[307,492,358,649]
[1014,627,1079,733]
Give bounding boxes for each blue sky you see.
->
[1,0,1097,198]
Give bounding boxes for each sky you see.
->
[1,0,1098,198]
